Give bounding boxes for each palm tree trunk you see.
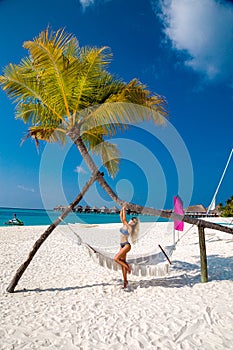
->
[68,128,233,236]
[7,170,103,293]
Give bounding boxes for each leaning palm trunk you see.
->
[68,128,233,235]
[7,170,103,293]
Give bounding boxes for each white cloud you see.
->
[154,0,233,82]
[79,0,95,10]
[79,0,111,10]
[17,185,35,193]
[74,166,87,174]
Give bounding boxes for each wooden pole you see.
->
[6,171,103,293]
[158,244,172,265]
[198,225,208,283]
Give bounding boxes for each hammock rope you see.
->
[174,223,195,244]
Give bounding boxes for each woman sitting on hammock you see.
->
[114,205,140,288]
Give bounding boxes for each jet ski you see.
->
[5,219,24,226]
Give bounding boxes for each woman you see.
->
[114,205,139,288]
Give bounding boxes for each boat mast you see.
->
[207,148,233,215]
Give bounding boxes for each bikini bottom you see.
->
[120,242,131,248]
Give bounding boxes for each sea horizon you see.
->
[0,206,169,227]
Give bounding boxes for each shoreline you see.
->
[1,221,233,349]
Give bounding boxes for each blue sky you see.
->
[0,0,232,210]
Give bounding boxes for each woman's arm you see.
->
[120,206,128,225]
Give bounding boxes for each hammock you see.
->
[65,223,175,277]
[84,242,174,277]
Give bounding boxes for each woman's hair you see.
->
[129,217,140,244]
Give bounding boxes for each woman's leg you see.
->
[120,252,128,287]
[114,245,131,288]
[114,244,131,272]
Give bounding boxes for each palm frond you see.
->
[25,124,67,145]
[81,126,107,148]
[92,141,120,177]
[0,62,39,102]
[72,46,113,113]
[80,117,129,139]
[79,101,166,140]
[0,59,66,126]
[106,78,167,115]
[23,28,81,121]
[80,127,120,177]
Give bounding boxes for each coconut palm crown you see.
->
[0,27,168,177]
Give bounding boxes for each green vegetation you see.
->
[218,195,233,217]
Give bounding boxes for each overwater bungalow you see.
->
[54,205,67,212]
[83,205,91,213]
[109,206,120,214]
[100,206,108,214]
[90,206,99,213]
[76,205,83,213]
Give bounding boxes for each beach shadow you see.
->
[15,282,113,293]
[119,274,200,292]
[171,255,233,282]
[15,255,233,294]
[124,255,233,291]
[114,260,201,292]
[207,254,233,281]
[171,260,199,272]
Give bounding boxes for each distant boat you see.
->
[5,219,24,226]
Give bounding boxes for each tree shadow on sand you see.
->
[206,255,233,282]
[14,255,233,293]
[15,282,113,293]
[124,255,233,291]
[123,261,200,291]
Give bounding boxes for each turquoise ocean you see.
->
[0,207,168,227]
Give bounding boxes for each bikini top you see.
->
[120,227,129,235]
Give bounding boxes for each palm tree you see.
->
[0,27,168,205]
[218,195,233,217]
[0,28,168,291]
[1,28,172,209]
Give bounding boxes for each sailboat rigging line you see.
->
[207,149,233,215]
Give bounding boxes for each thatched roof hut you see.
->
[186,204,206,213]
[185,204,206,217]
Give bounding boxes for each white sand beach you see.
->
[1,219,233,350]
